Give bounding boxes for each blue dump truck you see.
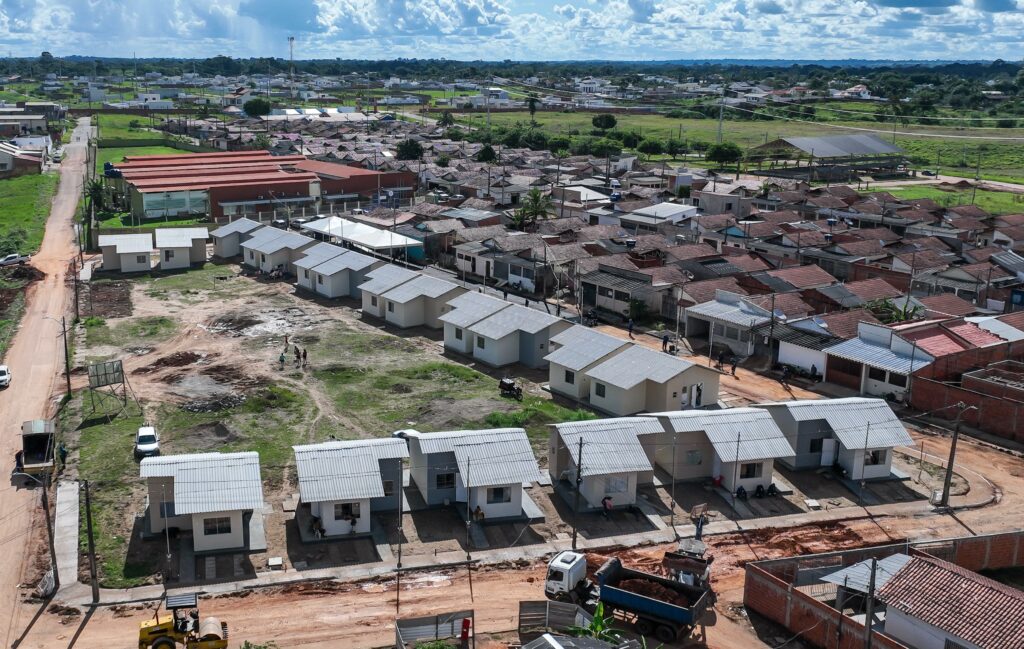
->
[544,551,712,644]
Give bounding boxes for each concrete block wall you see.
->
[910,377,1024,444]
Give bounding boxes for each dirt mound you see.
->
[710,522,864,560]
[83,280,133,318]
[181,394,246,413]
[201,363,259,387]
[617,579,689,606]
[390,383,412,394]
[0,287,19,311]
[187,421,241,447]
[134,351,216,374]
[4,264,44,281]
[207,315,262,336]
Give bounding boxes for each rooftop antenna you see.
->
[288,36,295,99]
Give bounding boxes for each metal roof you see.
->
[468,304,562,339]
[293,242,345,269]
[140,452,264,515]
[357,264,419,295]
[579,271,653,295]
[585,345,695,390]
[246,230,314,255]
[772,134,902,159]
[382,274,460,304]
[968,316,1024,342]
[754,398,914,450]
[292,439,408,503]
[210,218,263,238]
[311,249,377,275]
[544,325,631,372]
[97,233,153,255]
[453,431,541,488]
[822,553,912,594]
[684,296,770,328]
[443,207,497,222]
[648,408,795,462]
[438,291,512,328]
[552,418,658,476]
[824,337,934,375]
[154,227,209,249]
[414,428,526,456]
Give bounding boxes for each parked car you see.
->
[270,218,288,229]
[0,253,30,267]
[351,208,366,215]
[921,170,937,177]
[134,426,160,458]
[289,217,310,230]
[0,365,10,388]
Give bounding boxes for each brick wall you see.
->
[909,377,1024,444]
[849,263,911,292]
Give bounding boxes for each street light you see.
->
[12,471,59,594]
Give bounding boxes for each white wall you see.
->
[467,484,523,519]
[189,239,207,264]
[101,246,120,270]
[311,498,372,535]
[778,341,827,375]
[444,323,474,355]
[408,438,429,504]
[472,332,518,367]
[548,361,586,400]
[385,298,424,329]
[159,246,190,270]
[884,608,980,649]
[297,267,315,291]
[191,510,245,553]
[242,246,259,267]
[589,380,645,417]
[213,234,241,258]
[362,291,385,318]
[646,431,715,482]
[423,289,464,329]
[838,446,892,481]
[719,458,774,493]
[580,472,637,508]
[314,271,347,299]
[119,252,151,273]
[147,477,192,533]
[260,249,291,273]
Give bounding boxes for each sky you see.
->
[0,0,1022,62]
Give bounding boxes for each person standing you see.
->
[302,348,308,367]
[731,357,738,376]
[601,495,614,520]
[627,318,634,339]
[278,351,286,369]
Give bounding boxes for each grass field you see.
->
[96,113,168,141]
[885,185,1024,216]
[0,173,59,254]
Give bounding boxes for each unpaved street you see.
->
[1,118,89,647]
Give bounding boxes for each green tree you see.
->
[475,144,497,163]
[591,113,617,131]
[637,139,664,157]
[253,133,271,150]
[548,135,571,153]
[436,153,450,167]
[665,138,682,159]
[510,188,552,231]
[527,95,539,123]
[706,142,744,171]
[396,138,424,160]
[867,298,922,324]
[242,97,271,117]
[569,603,622,643]
[437,111,455,128]
[86,179,105,213]
[590,138,621,158]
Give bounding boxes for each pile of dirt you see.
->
[617,579,689,607]
[4,264,44,282]
[207,314,262,336]
[187,421,240,447]
[83,280,133,317]
[0,287,19,311]
[133,351,214,374]
[710,522,864,560]
[201,363,260,388]
[181,394,246,413]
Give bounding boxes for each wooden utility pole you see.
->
[940,402,976,508]
[84,480,99,602]
[863,557,877,649]
[571,436,584,550]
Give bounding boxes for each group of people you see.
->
[278,334,309,369]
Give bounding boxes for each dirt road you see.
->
[0,117,89,647]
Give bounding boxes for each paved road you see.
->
[0,117,88,647]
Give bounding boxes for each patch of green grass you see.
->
[885,185,1024,216]
[95,210,204,230]
[0,173,59,255]
[96,114,167,142]
[95,145,191,174]
[83,315,177,348]
[0,291,26,362]
[137,263,238,301]
[485,396,596,446]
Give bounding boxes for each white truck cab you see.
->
[545,551,589,597]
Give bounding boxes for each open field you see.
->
[0,173,59,254]
[95,113,169,141]
[886,184,1024,215]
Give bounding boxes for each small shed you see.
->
[381,274,465,329]
[240,229,316,274]
[438,291,513,355]
[210,218,263,258]
[292,438,408,538]
[294,242,347,292]
[467,304,572,368]
[584,345,721,416]
[544,326,631,401]
[308,249,383,299]
[154,227,209,270]
[98,233,153,273]
[358,264,420,318]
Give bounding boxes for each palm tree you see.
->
[511,187,552,231]
[527,95,538,125]
[86,179,105,212]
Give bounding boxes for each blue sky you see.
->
[1,0,1021,61]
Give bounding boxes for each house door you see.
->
[820,439,837,467]
[471,257,477,274]
[485,261,491,279]
[582,282,597,307]
[690,383,704,408]
[455,475,468,503]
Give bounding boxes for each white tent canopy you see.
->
[302,216,422,253]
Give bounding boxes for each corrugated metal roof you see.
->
[311,249,377,275]
[292,439,407,503]
[140,452,264,515]
[382,274,460,304]
[821,553,912,594]
[544,326,631,371]
[453,431,540,488]
[240,226,286,247]
[649,408,795,462]
[968,316,1024,342]
[415,428,526,456]
[754,398,913,450]
[468,304,562,339]
[98,233,153,255]
[776,134,902,158]
[586,345,695,390]
[247,230,314,255]
[685,298,771,327]
[579,271,652,294]
[438,291,512,328]
[210,218,263,238]
[154,227,209,249]
[357,264,419,295]
[552,418,658,476]
[824,337,934,374]
[294,242,346,269]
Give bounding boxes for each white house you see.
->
[823,322,935,401]
[294,242,347,292]
[381,274,465,329]
[467,304,572,369]
[140,452,264,554]
[549,418,660,509]
[584,345,721,416]
[438,291,513,355]
[154,227,208,270]
[240,228,316,274]
[358,264,419,319]
[404,428,541,520]
[753,397,914,480]
[306,249,383,299]
[98,233,153,273]
[292,438,408,538]
[210,218,263,258]
[544,325,631,401]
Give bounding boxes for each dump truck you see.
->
[544,551,712,644]
[139,592,228,649]
[14,419,55,478]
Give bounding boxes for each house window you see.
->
[888,373,908,388]
[159,501,175,518]
[565,370,575,385]
[809,438,824,454]
[248,251,254,260]
[382,480,394,497]
[725,326,739,340]
[605,476,628,493]
[371,295,378,307]
[714,323,725,336]
[317,274,323,285]
[387,301,395,313]
[865,450,886,466]
[476,337,486,349]
[136,255,147,264]
[686,450,703,465]
[303,269,309,279]
[868,367,887,382]
[436,473,456,490]
[595,382,606,398]
[725,202,733,211]
[614,290,630,303]
[334,502,360,520]
[260,253,266,263]
[203,516,231,535]
[740,463,763,479]
[455,327,463,340]
[164,249,174,262]
[487,487,511,504]
[597,286,613,298]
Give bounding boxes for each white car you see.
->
[0,365,10,388]
[134,426,160,458]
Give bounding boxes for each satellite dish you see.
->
[812,316,828,329]
[773,308,787,321]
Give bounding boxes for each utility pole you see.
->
[571,436,584,550]
[41,476,59,593]
[59,316,71,397]
[971,148,982,205]
[670,434,678,538]
[732,432,741,507]
[716,93,724,145]
[863,557,877,649]
[288,36,295,99]
[940,402,976,508]
[84,480,99,602]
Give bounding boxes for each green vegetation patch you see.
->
[83,315,177,349]
[0,173,59,255]
[886,185,1024,216]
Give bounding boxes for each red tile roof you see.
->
[945,321,1005,347]
[818,308,882,340]
[746,293,812,318]
[918,294,979,318]
[720,252,771,272]
[901,326,968,357]
[995,213,1024,227]
[878,554,1024,649]
[998,310,1024,331]
[843,278,903,302]
[678,277,748,306]
[947,204,991,219]
[293,159,382,178]
[765,264,838,289]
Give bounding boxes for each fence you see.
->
[517,601,592,641]
[395,610,475,649]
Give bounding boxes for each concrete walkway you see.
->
[54,481,80,594]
